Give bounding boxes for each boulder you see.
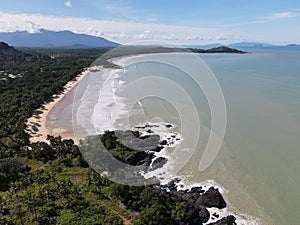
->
[197,205,210,223]
[151,157,167,170]
[208,215,236,225]
[126,151,148,165]
[190,186,205,194]
[160,140,168,146]
[195,187,226,209]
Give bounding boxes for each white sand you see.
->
[25,66,103,143]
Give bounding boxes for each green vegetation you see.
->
[0,44,108,157]
[0,44,183,224]
[0,133,196,225]
[0,43,234,224]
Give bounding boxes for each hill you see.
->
[287,44,300,47]
[0,29,119,47]
[188,46,247,54]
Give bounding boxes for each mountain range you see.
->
[0,29,119,47]
[0,29,285,48]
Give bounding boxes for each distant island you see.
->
[188,46,247,54]
[287,44,300,47]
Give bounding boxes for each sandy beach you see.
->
[25,66,103,144]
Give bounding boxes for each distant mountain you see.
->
[0,29,119,47]
[286,44,300,47]
[228,42,272,47]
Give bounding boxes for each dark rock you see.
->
[180,192,200,205]
[126,151,148,165]
[213,212,219,218]
[197,205,210,223]
[165,124,173,128]
[151,157,167,170]
[137,152,155,166]
[196,187,226,209]
[154,145,164,152]
[208,215,236,225]
[190,186,204,194]
[185,204,209,224]
[32,125,39,132]
[139,134,151,139]
[164,180,177,191]
[160,140,168,145]
[116,130,160,151]
[132,130,140,138]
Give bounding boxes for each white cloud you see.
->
[107,32,128,40]
[86,26,104,37]
[267,12,298,19]
[25,19,41,33]
[137,30,154,40]
[0,12,236,44]
[64,1,72,8]
[215,33,227,41]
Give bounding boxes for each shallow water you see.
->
[201,47,300,225]
[48,47,300,225]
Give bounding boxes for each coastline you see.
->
[25,65,103,144]
[25,52,267,225]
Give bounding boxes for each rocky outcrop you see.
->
[151,157,167,170]
[195,187,226,209]
[208,215,237,225]
[126,151,148,165]
[197,205,210,223]
[115,130,160,151]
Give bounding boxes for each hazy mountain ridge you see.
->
[0,29,119,47]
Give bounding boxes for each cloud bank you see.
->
[0,12,239,44]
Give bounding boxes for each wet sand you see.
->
[25,66,103,144]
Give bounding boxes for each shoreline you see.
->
[25,65,103,144]
[25,52,265,225]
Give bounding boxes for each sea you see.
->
[48,46,300,225]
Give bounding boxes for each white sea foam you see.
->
[132,122,260,225]
[76,68,128,135]
[76,55,261,225]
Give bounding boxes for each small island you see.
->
[286,44,300,47]
[187,46,247,54]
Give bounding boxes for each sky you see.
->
[0,0,300,45]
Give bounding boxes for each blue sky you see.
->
[0,0,300,44]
